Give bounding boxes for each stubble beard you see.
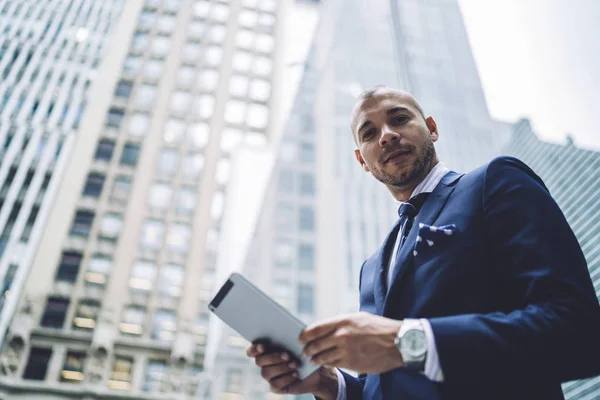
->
[372,137,436,188]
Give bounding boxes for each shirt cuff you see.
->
[335,368,347,400]
[420,318,444,382]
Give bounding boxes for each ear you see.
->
[426,117,439,142]
[354,149,370,172]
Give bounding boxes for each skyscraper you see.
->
[504,119,600,400]
[0,0,125,345]
[0,0,290,398]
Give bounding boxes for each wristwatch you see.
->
[394,319,427,371]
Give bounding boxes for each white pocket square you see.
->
[413,223,457,256]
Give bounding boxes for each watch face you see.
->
[401,329,427,358]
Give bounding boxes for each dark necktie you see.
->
[397,192,429,248]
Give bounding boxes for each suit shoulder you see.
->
[484,156,547,191]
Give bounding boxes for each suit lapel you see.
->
[383,171,463,315]
[373,219,401,315]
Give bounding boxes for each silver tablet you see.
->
[209,272,320,380]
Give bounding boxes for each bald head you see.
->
[350,86,426,141]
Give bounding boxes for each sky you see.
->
[458,0,600,149]
[283,0,600,151]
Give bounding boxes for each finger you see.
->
[270,370,300,394]
[256,352,295,368]
[247,343,266,357]
[261,361,299,381]
[303,329,342,358]
[299,315,348,345]
[310,347,343,367]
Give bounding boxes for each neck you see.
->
[389,157,439,202]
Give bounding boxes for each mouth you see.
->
[384,150,411,164]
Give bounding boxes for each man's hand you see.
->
[246,343,339,400]
[299,312,404,374]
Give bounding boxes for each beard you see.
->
[370,137,436,188]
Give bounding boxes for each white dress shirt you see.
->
[334,162,449,400]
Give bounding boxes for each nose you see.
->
[379,124,400,147]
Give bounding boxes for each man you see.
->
[246,86,600,399]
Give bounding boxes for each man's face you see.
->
[352,93,439,190]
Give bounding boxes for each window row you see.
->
[273,241,315,270]
[274,204,315,232]
[277,170,315,195]
[23,345,202,392]
[95,136,141,166]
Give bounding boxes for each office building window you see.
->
[148,182,172,211]
[60,351,85,383]
[99,213,124,241]
[226,368,243,393]
[210,3,229,21]
[110,175,132,205]
[299,142,315,163]
[130,260,157,292]
[224,100,246,125]
[132,31,149,52]
[182,43,201,64]
[108,356,134,390]
[115,80,133,99]
[299,173,315,195]
[157,148,179,176]
[233,51,252,72]
[120,143,140,166]
[236,30,254,49]
[278,169,294,192]
[171,91,192,113]
[246,131,266,147]
[275,203,294,228]
[106,107,125,128]
[56,251,82,283]
[70,210,94,237]
[255,33,274,53]
[143,59,163,81]
[253,56,272,76]
[229,75,249,97]
[210,191,224,220]
[143,360,167,392]
[205,46,223,67]
[220,128,243,153]
[151,309,176,341]
[208,24,226,43]
[23,347,52,380]
[164,119,185,144]
[259,13,275,28]
[120,306,146,336]
[82,172,105,197]
[188,21,206,39]
[194,95,215,119]
[151,35,171,57]
[175,187,196,216]
[158,263,184,298]
[86,254,111,285]
[166,224,191,253]
[94,138,115,161]
[215,158,231,185]
[298,244,315,270]
[72,300,100,331]
[177,66,196,87]
[239,10,258,27]
[157,15,176,33]
[135,85,156,108]
[197,69,219,92]
[182,153,204,180]
[138,10,157,29]
[192,1,210,18]
[41,297,69,328]
[140,220,164,250]
[249,80,270,102]
[299,206,314,231]
[274,239,294,268]
[128,113,150,137]
[246,103,268,129]
[123,56,142,74]
[297,284,314,314]
[187,123,209,149]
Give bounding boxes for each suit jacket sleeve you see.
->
[429,156,600,386]
[339,371,366,400]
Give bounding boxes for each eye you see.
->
[362,129,375,140]
[392,115,409,125]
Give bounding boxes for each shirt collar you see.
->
[395,161,450,206]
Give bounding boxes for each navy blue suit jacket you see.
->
[342,157,600,400]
